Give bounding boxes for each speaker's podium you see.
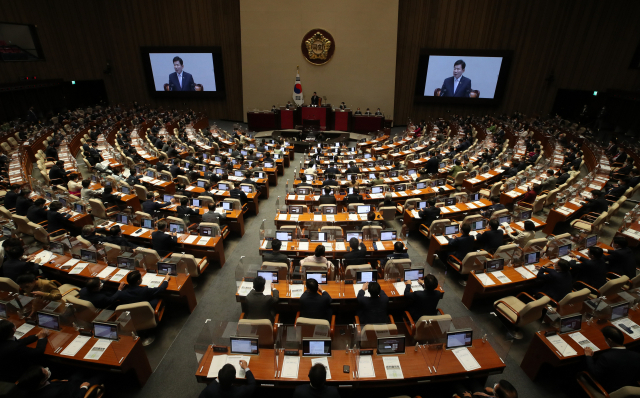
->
[301,105,328,130]
[334,108,352,131]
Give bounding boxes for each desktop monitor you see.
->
[371,186,383,194]
[520,210,532,221]
[200,226,213,236]
[201,165,208,172]
[264,162,274,168]
[163,194,174,202]
[117,256,136,270]
[306,271,327,285]
[384,160,392,166]
[558,244,572,257]
[305,174,314,182]
[190,198,201,207]
[93,321,119,340]
[302,338,332,357]
[506,182,516,191]
[168,223,184,233]
[157,262,177,276]
[49,242,65,255]
[141,218,154,229]
[254,171,265,179]
[58,197,67,207]
[146,170,155,177]
[470,220,486,231]
[275,230,292,242]
[416,201,427,210]
[357,205,371,214]
[74,203,85,214]
[257,270,278,283]
[439,162,446,169]
[524,252,541,265]
[416,182,427,189]
[230,337,259,355]
[91,175,98,182]
[346,231,363,242]
[116,214,128,224]
[444,197,456,206]
[121,186,131,195]
[321,205,337,214]
[498,215,512,225]
[407,169,417,176]
[222,202,233,211]
[445,330,473,349]
[377,336,406,355]
[390,170,399,178]
[356,270,377,283]
[585,235,598,248]
[611,302,630,321]
[380,230,397,241]
[485,258,504,272]
[404,269,424,281]
[309,231,328,242]
[395,184,406,192]
[197,180,206,188]
[559,313,582,334]
[297,188,310,196]
[0,301,6,319]
[37,312,61,330]
[364,153,371,159]
[369,173,377,179]
[218,183,229,190]
[184,162,191,169]
[444,224,459,235]
[468,193,480,201]
[234,170,244,177]
[80,249,97,263]
[215,167,225,175]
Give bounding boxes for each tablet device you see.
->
[257,270,278,284]
[80,249,97,263]
[559,313,582,334]
[230,336,259,355]
[524,251,540,265]
[37,312,61,331]
[380,230,397,241]
[93,321,119,340]
[306,271,327,285]
[446,330,473,349]
[200,226,213,236]
[222,202,233,211]
[302,338,332,357]
[404,269,424,281]
[168,223,184,233]
[117,256,136,270]
[346,231,363,241]
[357,205,371,214]
[377,336,406,355]
[141,218,154,229]
[0,301,7,319]
[444,224,459,235]
[275,230,292,242]
[356,270,377,283]
[470,220,486,231]
[309,231,327,242]
[485,258,504,272]
[49,241,65,255]
[585,235,598,248]
[322,206,337,214]
[520,210,532,221]
[157,262,177,276]
[558,244,571,257]
[611,302,630,321]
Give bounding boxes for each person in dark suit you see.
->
[119,270,169,308]
[477,219,504,254]
[345,161,360,174]
[319,187,337,205]
[48,161,69,183]
[322,174,338,187]
[244,276,279,323]
[229,185,248,205]
[325,163,339,175]
[4,184,21,210]
[605,237,636,279]
[381,241,408,267]
[262,239,289,266]
[27,198,49,224]
[80,225,108,245]
[577,190,609,217]
[199,362,255,398]
[535,259,573,303]
[142,193,172,214]
[45,201,74,234]
[356,281,389,325]
[354,108,362,115]
[448,223,475,265]
[15,189,34,216]
[344,237,367,266]
[440,60,472,97]
[628,168,640,188]
[176,197,198,218]
[611,149,627,164]
[17,365,97,398]
[345,190,363,205]
[166,143,179,158]
[300,278,332,321]
[44,143,59,161]
[79,277,125,309]
[168,56,195,91]
[151,220,180,256]
[293,363,340,398]
[339,102,347,110]
[201,202,227,225]
[169,163,185,179]
[418,199,441,227]
[0,320,49,383]
[571,247,607,289]
[556,167,571,185]
[404,274,444,322]
[310,92,319,106]
[127,170,143,186]
[607,179,629,199]
[104,226,138,248]
[425,152,440,174]
[101,186,124,207]
[540,169,558,192]
[585,326,640,393]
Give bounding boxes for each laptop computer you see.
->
[377,336,406,355]
[302,338,332,357]
[559,313,582,334]
[445,330,473,349]
[230,336,259,355]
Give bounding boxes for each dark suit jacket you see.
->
[293,384,340,398]
[151,231,179,256]
[119,280,168,305]
[404,285,444,322]
[346,166,360,174]
[344,243,367,265]
[310,95,320,105]
[142,200,171,214]
[322,179,338,187]
[606,247,636,278]
[4,191,18,209]
[199,370,255,398]
[319,195,337,205]
[47,211,71,233]
[586,348,640,392]
[262,251,289,265]
[572,258,607,289]
[608,185,627,198]
[168,71,195,91]
[425,157,439,174]
[48,165,67,182]
[170,165,185,178]
[583,197,609,214]
[440,75,472,97]
[418,207,441,228]
[45,146,59,161]
[449,235,475,262]
[177,205,198,218]
[15,196,34,216]
[325,167,339,175]
[166,148,179,158]
[0,335,47,382]
[477,229,504,253]
[79,287,122,309]
[557,173,570,185]
[244,290,279,323]
[27,205,48,224]
[345,194,363,204]
[536,268,573,302]
[300,290,332,321]
[357,289,389,325]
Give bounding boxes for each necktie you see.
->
[179,74,182,88]
[454,78,459,94]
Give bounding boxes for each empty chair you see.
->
[295,313,335,338]
[136,248,162,271]
[577,371,640,398]
[570,212,608,234]
[418,219,450,239]
[494,292,550,339]
[169,253,208,277]
[577,276,630,299]
[89,199,119,220]
[522,238,548,252]
[115,301,164,345]
[403,310,451,343]
[261,261,290,280]
[356,318,397,348]
[237,315,279,346]
[0,277,19,293]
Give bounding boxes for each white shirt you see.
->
[454,76,461,94]
[177,71,183,88]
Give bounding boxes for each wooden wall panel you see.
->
[394,0,640,124]
[0,0,243,121]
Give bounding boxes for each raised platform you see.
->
[257,129,351,153]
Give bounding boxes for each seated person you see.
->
[46,201,76,235]
[362,211,382,227]
[518,184,540,205]
[104,225,138,248]
[418,199,440,227]
[199,361,254,398]
[585,326,640,393]
[142,192,172,214]
[510,220,536,247]
[302,245,329,267]
[244,276,279,323]
[382,241,408,267]
[80,224,108,245]
[15,189,34,216]
[202,202,227,225]
[322,174,338,187]
[381,192,394,207]
[304,161,318,175]
[176,197,198,218]
[101,185,124,207]
[570,247,607,289]
[119,270,170,308]
[151,220,180,256]
[404,274,443,321]
[262,238,290,266]
[2,245,40,282]
[448,160,463,178]
[0,320,49,383]
[606,178,629,198]
[345,189,363,205]
[17,273,62,302]
[356,281,389,325]
[535,259,573,303]
[27,198,48,224]
[345,161,360,174]
[80,179,93,201]
[17,365,98,398]
[319,187,337,205]
[604,237,636,278]
[344,237,367,265]
[540,169,557,192]
[455,380,518,398]
[447,223,475,264]
[79,277,125,309]
[229,184,248,205]
[299,278,332,322]
[477,219,504,253]
[293,363,339,398]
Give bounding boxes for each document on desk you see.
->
[130,228,149,237]
[289,285,304,298]
[280,356,300,378]
[61,335,91,357]
[359,214,368,220]
[84,339,111,360]
[298,242,309,251]
[69,262,89,275]
[435,236,449,245]
[311,357,332,379]
[14,323,35,339]
[476,273,495,286]
[277,214,288,220]
[490,271,511,283]
[296,195,306,201]
[569,332,600,352]
[393,282,407,295]
[348,214,358,221]
[207,355,228,378]
[197,237,211,246]
[466,203,477,209]
[612,318,640,339]
[290,215,299,221]
[237,281,253,296]
[335,242,346,251]
[62,258,81,269]
[313,214,323,221]
[35,250,55,264]
[109,269,130,282]
[354,284,370,297]
[398,191,408,196]
[514,267,535,279]
[226,356,251,378]
[382,356,404,379]
[96,266,117,279]
[183,235,198,244]
[141,273,165,288]
[440,207,451,213]
[375,241,385,251]
[358,355,376,378]
[326,215,335,222]
[546,334,577,357]
[287,195,296,200]
[452,347,481,371]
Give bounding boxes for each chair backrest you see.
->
[224,198,242,210]
[239,183,256,193]
[167,216,186,229]
[403,198,420,211]
[610,386,640,398]
[599,276,629,296]
[426,219,450,238]
[320,225,343,238]
[523,238,548,251]
[347,203,364,212]
[462,214,482,225]
[66,295,97,314]
[237,319,274,346]
[629,272,640,290]
[0,206,12,220]
[134,184,148,201]
[0,277,19,293]
[460,251,489,275]
[262,261,289,279]
[115,302,157,331]
[558,288,590,307]
[169,253,200,277]
[384,258,412,274]
[344,264,372,279]
[533,194,547,213]
[454,171,468,184]
[12,215,34,235]
[361,225,382,240]
[295,317,331,338]
[88,199,109,219]
[414,314,452,341]
[491,209,509,219]
[360,323,398,348]
[490,182,503,197]
[379,206,395,221]
[32,224,50,245]
[494,244,518,257]
[198,195,214,207]
[137,248,161,270]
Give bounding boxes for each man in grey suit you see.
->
[540,169,557,192]
[244,276,279,323]
[202,202,227,225]
[262,239,290,266]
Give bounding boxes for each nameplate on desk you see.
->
[212,346,228,353]
[292,280,303,284]
[284,350,299,356]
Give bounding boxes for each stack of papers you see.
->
[382,357,404,379]
[354,284,370,297]
[546,335,577,357]
[184,235,198,244]
[568,332,600,352]
[97,266,117,279]
[358,356,375,378]
[110,269,130,282]
[435,236,449,244]
[612,318,640,339]
[280,356,300,378]
[335,242,346,251]
[197,237,212,246]
[298,242,309,251]
[514,267,535,279]
[69,262,89,275]
[452,347,481,371]
[466,203,477,209]
[141,273,165,288]
[61,335,91,356]
[14,323,35,339]
[622,229,640,239]
[289,285,304,298]
[84,339,111,360]
[440,207,451,213]
[556,207,573,215]
[476,273,495,286]
[237,281,253,296]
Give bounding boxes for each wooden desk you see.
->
[258,239,403,260]
[353,115,385,133]
[247,112,277,132]
[273,212,384,229]
[356,135,390,150]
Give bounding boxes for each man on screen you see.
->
[440,60,471,97]
[168,56,195,91]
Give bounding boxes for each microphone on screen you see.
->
[440,88,447,97]
[191,83,195,90]
[169,83,175,91]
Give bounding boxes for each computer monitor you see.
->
[37,312,61,330]
[404,269,424,281]
[611,302,630,320]
[468,193,480,201]
[264,161,274,168]
[297,188,310,196]
[80,249,97,263]
[305,174,314,182]
[506,182,516,191]
[416,182,427,189]
[215,167,225,175]
[444,197,456,206]
[91,175,98,182]
[302,338,332,357]
[74,203,85,213]
[289,205,303,214]
[257,270,278,283]
[356,270,377,283]
[306,271,327,285]
[230,337,259,355]
[157,262,177,276]
[364,153,372,159]
[254,171,265,179]
[395,184,406,192]
[520,210,532,221]
[93,321,119,340]
[498,215,512,225]
[485,258,504,272]
[200,226,213,236]
[321,205,337,214]
[234,170,244,177]
[58,197,67,207]
[190,198,201,207]
[559,313,582,334]
[197,180,206,188]
[141,218,154,229]
[117,256,135,270]
[380,230,397,241]
[416,201,427,210]
[346,231,363,242]
[49,241,65,255]
[121,186,130,195]
[146,170,155,177]
[444,224,459,235]
[439,162,446,169]
[214,156,222,162]
[103,181,112,188]
[200,165,208,172]
[275,230,292,242]
[389,170,398,178]
[116,214,128,224]
[524,252,541,265]
[470,220,486,231]
[445,330,473,349]
[558,244,571,257]
[371,186,383,194]
[377,336,406,355]
[357,205,371,214]
[0,301,6,319]
[163,194,174,202]
[222,202,233,211]
[218,183,229,191]
[168,223,184,233]
[585,235,598,248]
[309,231,327,242]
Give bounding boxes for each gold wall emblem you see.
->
[301,29,335,66]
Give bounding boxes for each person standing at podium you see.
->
[286,101,294,109]
[311,92,320,106]
[339,102,346,110]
